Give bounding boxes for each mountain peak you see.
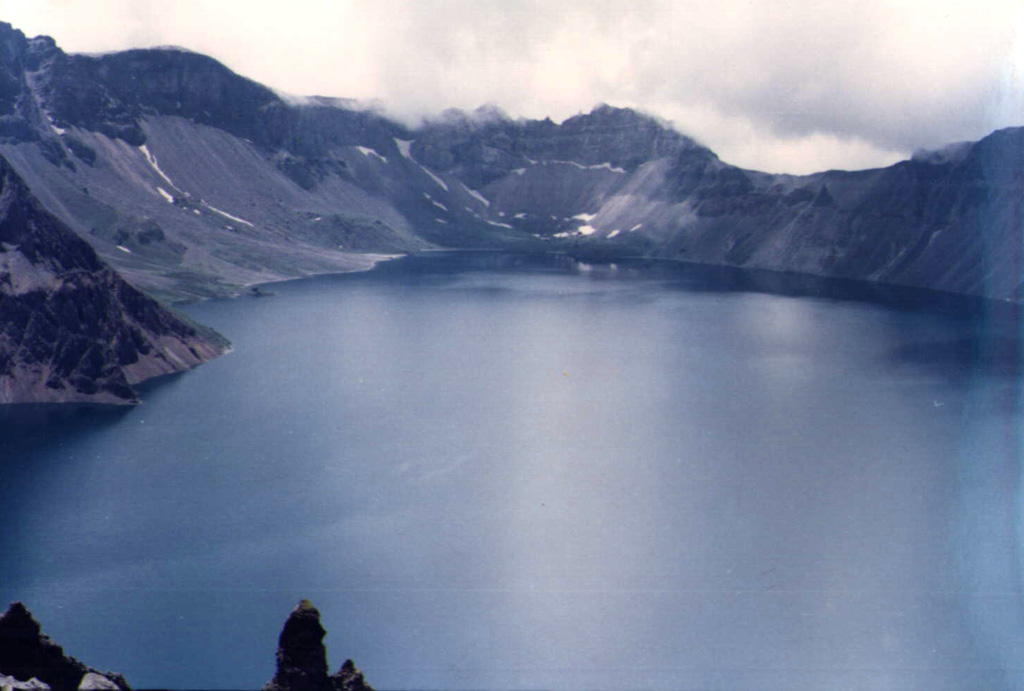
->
[142,44,198,54]
[911,139,972,165]
[589,102,641,118]
[472,103,510,122]
[0,22,25,42]
[429,104,511,129]
[40,44,282,145]
[566,103,666,128]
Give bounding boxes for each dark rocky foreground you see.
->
[263,601,373,691]
[0,603,130,691]
[0,602,372,691]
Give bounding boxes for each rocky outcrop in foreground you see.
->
[0,603,129,691]
[263,600,373,691]
[0,601,375,691]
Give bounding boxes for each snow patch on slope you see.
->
[46,114,66,136]
[420,166,449,191]
[423,193,448,212]
[138,144,178,189]
[589,162,626,173]
[394,138,414,160]
[156,186,174,203]
[356,146,388,163]
[543,160,625,173]
[463,183,490,207]
[206,204,254,227]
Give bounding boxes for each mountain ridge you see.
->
[0,21,1019,305]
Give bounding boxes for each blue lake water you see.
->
[2,252,1024,690]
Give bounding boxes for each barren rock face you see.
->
[0,153,228,404]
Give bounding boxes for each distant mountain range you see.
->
[0,20,1020,401]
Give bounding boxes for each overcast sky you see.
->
[3,0,1022,173]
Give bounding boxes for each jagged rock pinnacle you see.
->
[263,601,374,691]
[330,660,373,691]
[264,600,330,691]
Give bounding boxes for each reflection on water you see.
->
[1,252,1022,691]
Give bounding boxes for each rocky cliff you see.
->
[417,106,1024,301]
[0,151,228,404]
[0,21,1019,303]
[0,603,129,691]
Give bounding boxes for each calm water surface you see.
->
[2,252,1024,690]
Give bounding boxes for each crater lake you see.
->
[2,252,1023,691]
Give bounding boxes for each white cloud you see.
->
[2,0,1021,174]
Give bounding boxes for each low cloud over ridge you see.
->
[4,0,1022,173]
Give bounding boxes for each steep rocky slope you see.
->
[0,152,227,404]
[0,21,1020,302]
[603,126,1024,300]
[0,23,526,301]
[419,108,1023,301]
